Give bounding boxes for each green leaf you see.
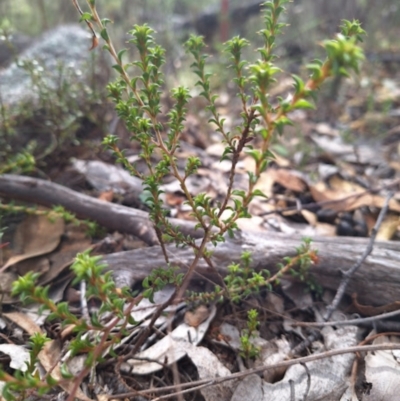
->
[60,363,73,379]
[100,28,109,41]
[292,99,315,110]
[251,189,268,198]
[232,189,246,199]
[112,64,124,74]
[79,12,93,22]
[117,48,127,63]
[101,18,112,26]
[292,74,304,94]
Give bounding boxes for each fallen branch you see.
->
[102,230,400,306]
[2,175,400,306]
[0,174,204,245]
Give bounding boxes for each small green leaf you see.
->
[79,12,93,22]
[101,18,112,26]
[251,189,268,199]
[117,48,127,62]
[112,64,124,74]
[292,99,315,110]
[100,28,109,41]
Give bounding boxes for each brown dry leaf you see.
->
[270,168,308,192]
[389,161,400,171]
[301,210,318,226]
[89,34,99,50]
[1,214,64,272]
[310,176,400,213]
[364,211,378,233]
[15,256,50,277]
[328,175,361,192]
[376,214,400,240]
[254,171,274,199]
[1,226,91,304]
[254,168,307,199]
[165,192,185,207]
[184,305,210,328]
[98,190,114,202]
[4,312,41,334]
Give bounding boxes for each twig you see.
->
[0,174,205,245]
[292,308,400,327]
[301,362,311,401]
[80,280,89,322]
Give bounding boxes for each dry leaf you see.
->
[310,176,400,213]
[98,190,114,202]
[376,214,400,240]
[4,312,42,334]
[184,305,210,328]
[272,168,308,192]
[1,214,64,273]
[15,256,50,276]
[364,335,400,401]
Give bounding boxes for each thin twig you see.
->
[292,308,400,327]
[301,362,311,401]
[80,280,89,322]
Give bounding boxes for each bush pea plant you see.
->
[5,1,365,399]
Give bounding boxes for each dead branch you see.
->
[102,230,400,306]
[0,174,204,245]
[2,175,400,306]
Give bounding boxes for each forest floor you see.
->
[1,29,400,400]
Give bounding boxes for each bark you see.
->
[103,231,400,306]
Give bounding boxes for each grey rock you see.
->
[0,24,109,107]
